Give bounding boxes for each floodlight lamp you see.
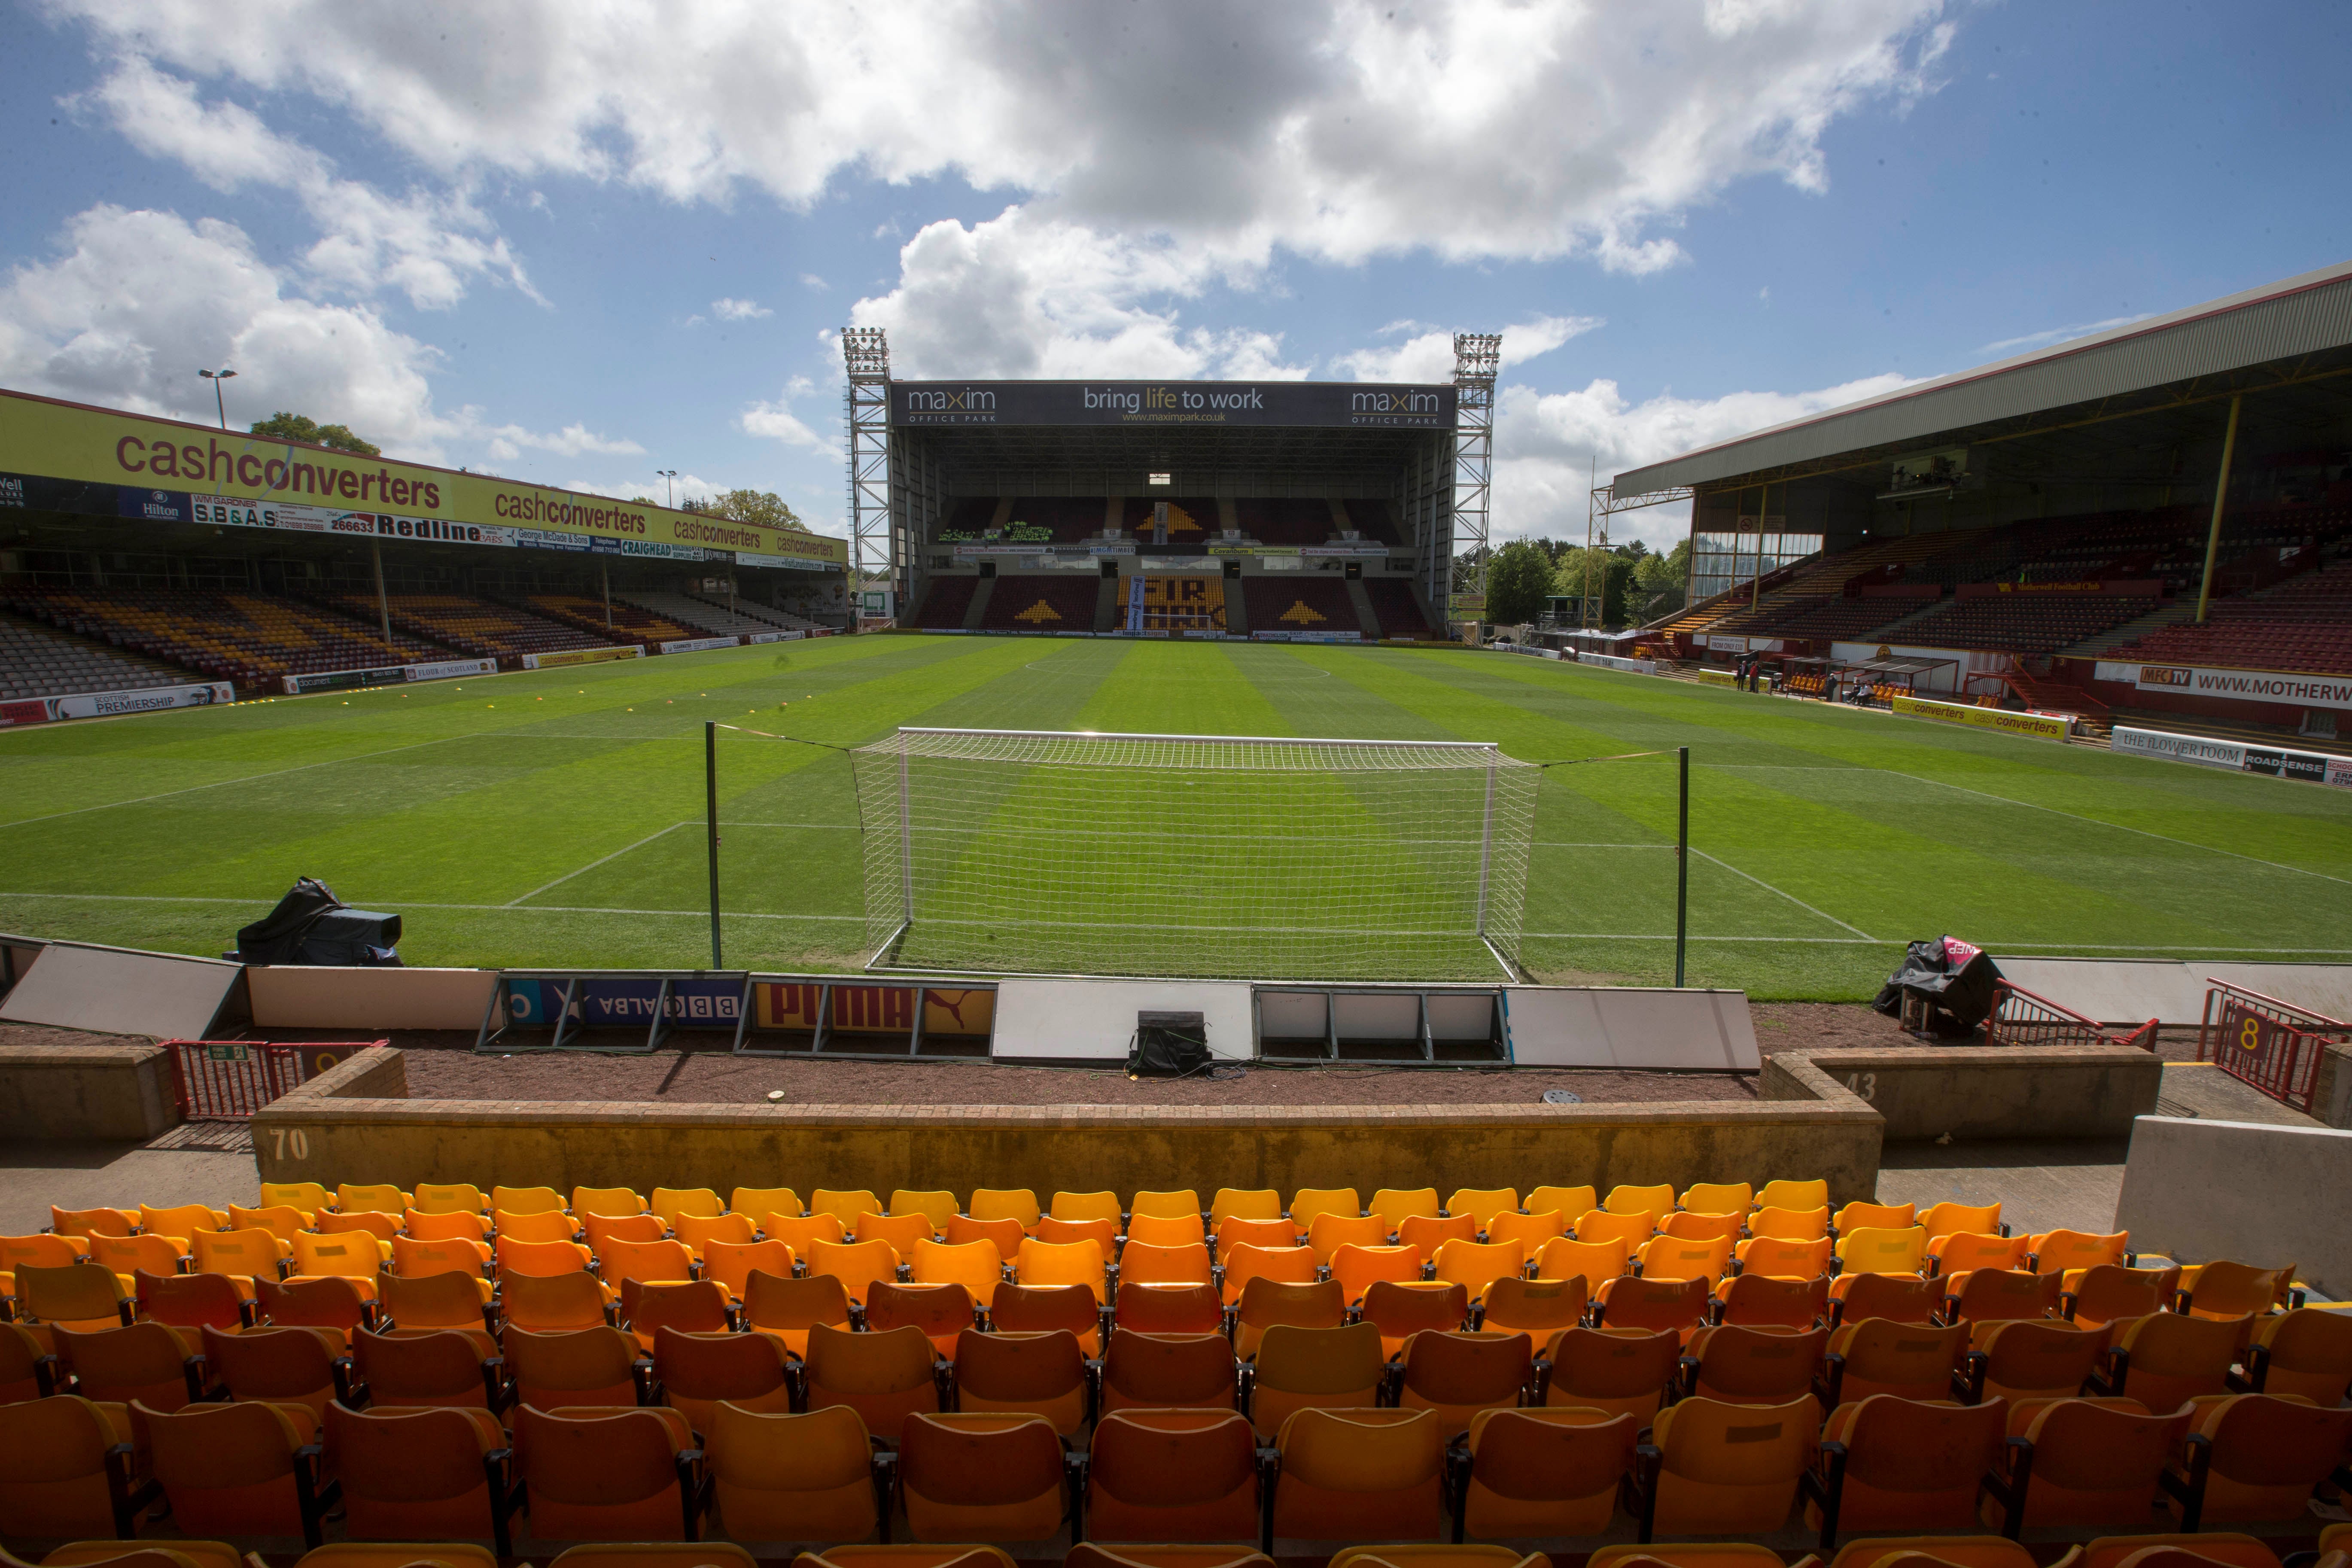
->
[1147,472,1171,485]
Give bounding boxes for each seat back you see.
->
[597,1237,697,1291]
[1750,1205,1831,1242]
[135,1270,245,1336]
[1949,1268,2059,1325]
[1485,1210,1567,1251]
[1659,1211,1743,1243]
[1213,1216,1294,1262]
[704,1401,877,1544]
[1544,1327,1681,1422]
[1119,1240,1213,1287]
[55,1321,192,1408]
[402,1209,490,1244]
[1126,1211,1208,1248]
[1571,1210,1653,1249]
[621,1279,731,1349]
[1014,1238,1107,1303]
[1269,1407,1445,1543]
[952,1327,1089,1434]
[391,1236,487,1284]
[140,1398,308,1536]
[504,1325,642,1408]
[1035,1215,1119,1256]
[1288,1189,1362,1238]
[139,1205,226,1245]
[493,1209,578,1245]
[2014,1398,2193,1525]
[889,1190,960,1231]
[1680,1183,1754,1216]
[511,1404,687,1542]
[897,1411,1066,1542]
[228,1205,312,1244]
[1396,1330,1534,1431]
[1602,1185,1675,1222]
[1433,1239,1527,1303]
[1527,1186,1597,1221]
[1596,1275,1709,1334]
[2113,1311,2250,1407]
[1231,1276,1343,1358]
[1132,1190,1204,1222]
[2253,1305,2352,1406]
[857,1212,937,1257]
[651,1321,792,1429]
[202,1322,335,1413]
[487,1185,565,1215]
[702,1239,797,1303]
[1838,1226,1928,1277]
[499,1271,608,1335]
[803,1322,941,1445]
[1835,1201,1916,1233]
[1248,1323,1384,1439]
[1978,1320,2111,1399]
[649,1187,724,1224]
[192,1229,287,1285]
[1651,1394,1817,1534]
[1099,1328,1238,1413]
[1756,1179,1829,1212]
[1463,1407,1638,1539]
[1086,1409,1260,1544]
[767,1212,851,1255]
[1329,1243,1424,1306]
[254,1276,368,1343]
[0,1394,129,1536]
[989,1282,1101,1347]
[1837,1272,1941,1325]
[729,1186,803,1220]
[1208,1189,1281,1226]
[1482,1276,1588,1339]
[966,1189,1042,1232]
[1686,1324,1827,1404]
[1536,1236,1629,1284]
[1827,1318,1969,1401]
[18,1263,131,1328]
[909,1237,1004,1308]
[411,1182,488,1216]
[1113,1281,1224,1337]
[742,1271,853,1358]
[289,1232,377,1285]
[1395,1213,1479,1264]
[1050,1191,1123,1227]
[1366,1188,1441,1230]
[1922,1201,2002,1242]
[568,1187,649,1218]
[354,1326,490,1407]
[1360,1281,1472,1359]
[673,1212,758,1255]
[2184,1261,2296,1320]
[2027,1229,2128,1276]
[1307,1213,1391,1264]
[1220,1243,1314,1307]
[582,1212,667,1250]
[866,1282,978,1355]
[942,1213,1025,1255]
[47,1206,139,1240]
[1716,1273,1829,1331]
[1634,1235,1733,1288]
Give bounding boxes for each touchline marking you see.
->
[506,822,693,905]
[1689,849,1878,941]
[1890,770,2352,889]
[0,890,866,921]
[0,734,469,829]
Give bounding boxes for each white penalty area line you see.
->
[504,822,694,906]
[1687,849,1877,942]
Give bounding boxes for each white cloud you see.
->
[80,57,539,311]
[798,274,827,291]
[1977,312,2152,356]
[712,297,771,320]
[1492,368,1920,550]
[741,397,834,455]
[1331,313,1600,383]
[0,204,627,469]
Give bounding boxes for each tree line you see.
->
[1469,536,1691,627]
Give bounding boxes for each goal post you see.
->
[851,727,1537,981]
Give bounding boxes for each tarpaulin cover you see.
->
[233,879,402,967]
[1871,935,2002,1034]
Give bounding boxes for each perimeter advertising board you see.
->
[2112,725,2352,788]
[0,388,848,568]
[0,680,234,728]
[2093,659,2352,714]
[894,380,1454,429]
[1891,694,2072,740]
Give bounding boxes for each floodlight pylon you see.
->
[841,326,893,612]
[1452,332,1501,607]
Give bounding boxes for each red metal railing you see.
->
[161,1039,372,1120]
[1984,982,2154,1050]
[2196,983,2347,1114]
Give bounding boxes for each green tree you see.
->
[249,411,380,457]
[1550,545,1641,627]
[682,487,807,530]
[1631,540,1689,618]
[1483,539,1555,625]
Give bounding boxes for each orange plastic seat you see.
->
[1434,1240,1527,1305]
[494,1208,581,1245]
[1981,1397,2192,1531]
[1633,1394,1816,1538]
[1594,1275,1709,1337]
[1682,1322,1826,1411]
[798,1238,894,1309]
[672,1212,758,1259]
[599,1238,699,1297]
[1809,1394,2008,1542]
[2062,1265,2181,1332]
[1085,1407,1260,1544]
[1209,1189,1281,1226]
[701,1238,796,1304]
[1535,1236,1630,1284]
[1132,1189,1205,1222]
[1820,1318,1971,1406]
[499,1271,610,1336]
[1288,1189,1363,1240]
[1220,1243,1314,1309]
[1267,1407,1445,1544]
[1050,1190,1124,1225]
[2092,1311,2249,1410]
[1942,1268,2061,1327]
[201,1322,344,1418]
[742,1271,852,1360]
[228,1204,315,1245]
[1832,1273,1941,1327]
[1330,1243,1425,1308]
[403,1209,493,1244]
[1394,1330,1534,1434]
[620,1279,731,1353]
[953,1327,1090,1435]
[1396,1214,1478,1264]
[337,1184,413,1216]
[355,1325,499,1408]
[648,1187,723,1225]
[705,1401,877,1544]
[1659,1210,1743,1244]
[488,1184,565,1215]
[316,1212,399,1250]
[1834,1201,1915,1235]
[1572,1210,1654,1249]
[891,1190,961,1231]
[2245,1305,2352,1405]
[651,1321,793,1431]
[505,1325,646,1410]
[140,1396,333,1546]
[138,1205,228,1247]
[1099,1328,1237,1416]
[134,1270,248,1353]
[1230,1276,1344,1361]
[897,1412,1068,1543]
[1920,1201,2003,1242]
[910,1237,1004,1311]
[191,1228,294,1300]
[412,1181,490,1216]
[55,1321,203,1410]
[1527,1185,1598,1220]
[1213,1217,1294,1264]
[329,1401,520,1554]
[1965,1319,2111,1404]
[966,1189,1042,1233]
[1540,1326,1681,1423]
[867,1281,980,1357]
[1757,1178,1830,1213]
[1126,1211,1208,1249]
[1634,1235,1734,1290]
[1751,1205,1832,1242]
[1114,1281,1224,1337]
[2025,1229,2130,1280]
[943,1213,1026,1257]
[857,1211,937,1258]
[1307,1213,1391,1265]
[513,1402,703,1543]
[1716,1274,1829,1331]
[730,1186,803,1221]
[389,1236,490,1299]
[287,1233,381,1301]
[0,1392,152,1538]
[1832,1227,1928,1290]
[1360,1281,1471,1361]
[253,1275,370,1355]
[568,1187,649,1218]
[2178,1261,2297,1321]
[1246,1322,1384,1440]
[803,1322,941,1443]
[1447,1189,1521,1231]
[47,1206,140,1241]
[2175,1393,2352,1528]
[1119,1240,1214,1289]
[1480,1276,1588,1340]
[583,1213,668,1251]
[1680,1182,1755,1216]
[1461,1406,1637,1538]
[1363,1188,1439,1232]
[0,1318,55,1400]
[1485,1211,1567,1252]
[989,1282,1104,1357]
[14,1262,135,1343]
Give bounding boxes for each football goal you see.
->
[849,727,1538,981]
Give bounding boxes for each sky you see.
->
[1,1,2347,553]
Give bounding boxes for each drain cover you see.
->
[1542,1089,1583,1105]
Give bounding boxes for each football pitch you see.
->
[2,634,2347,1001]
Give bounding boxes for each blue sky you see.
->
[2,1,2346,551]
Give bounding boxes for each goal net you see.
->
[850,728,1537,981]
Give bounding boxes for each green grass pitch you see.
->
[2,634,2347,1000]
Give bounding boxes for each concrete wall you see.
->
[2115,1117,2352,1296]
[254,1047,1886,1203]
[0,1045,179,1142]
[247,965,499,1032]
[1763,1044,2162,1141]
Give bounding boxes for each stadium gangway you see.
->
[2195,980,2349,1114]
[472,968,997,1059]
[1983,980,2158,1052]
[1255,984,1509,1064]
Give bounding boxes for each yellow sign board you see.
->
[1891,694,2071,740]
[0,387,847,567]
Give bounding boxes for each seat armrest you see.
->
[1954,1350,1988,1404]
[1063,1450,1089,1543]
[1979,1435,2034,1540]
[1626,1442,1663,1544]
[182,1352,211,1404]
[1256,1444,1281,1554]
[632,1355,658,1404]
[1799,1438,1848,1551]
[870,1448,898,1543]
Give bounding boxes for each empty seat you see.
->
[413,1182,490,1216]
[952,1328,1089,1435]
[1016,1238,1108,1304]
[328,1401,521,1556]
[803,1322,941,1443]
[910,1238,1004,1310]
[1246,1323,1384,1440]
[1980,1397,2192,1532]
[1570,1211,1653,1250]
[1120,1240,1215,1290]
[1396,1215,1479,1264]
[1213,1218,1294,1263]
[768,1212,852,1256]
[2091,1310,2249,1410]
[897,1413,1071,1543]
[858,1212,937,1258]
[55,1322,204,1410]
[1679,1183,1755,1217]
[514,1403,705,1543]
[1394,1330,1533,1434]
[1038,1213,1121,1260]
[0,1394,152,1539]
[1820,1319,1971,1406]
[564,1213,658,1251]
[496,1236,596,1286]
[1433,1241,1526,1305]
[1460,1407,1637,1539]
[140,1397,335,1547]
[1222,1245,1317,1312]
[1085,1409,1260,1544]
[500,1272,611,1336]
[597,1239,698,1296]
[648,1188,723,1225]
[1484,1211,1567,1252]
[289,1233,382,1300]
[706,1401,878,1543]
[1330,1244,1424,1309]
[1808,1394,2008,1544]
[2177,1261,2297,1321]
[1717,1274,1830,1332]
[2171,1393,2352,1529]
[403,1210,493,1245]
[651,1322,792,1431]
[730,1186,802,1221]
[891,1190,961,1231]
[671,1213,758,1259]
[338,1185,413,1217]
[0,1320,53,1401]
[569,1187,649,1219]
[1683,1324,1827,1410]
[1920,1202,2003,1243]
[991,1282,1105,1357]
[139,1206,229,1247]
[1659,1212,1743,1244]
[1928,1233,2031,1280]
[1831,1274,1941,1327]
[1594,1276,1710,1338]
[867,1281,979,1356]
[355,1326,500,1409]
[1539,1327,1681,1423]
[1479,1277,1588,1341]
[1126,1212,1208,1249]
[619,1280,731,1353]
[202,1322,345,1418]
[1963,1320,2110,1404]
[135,1270,248,1354]
[1634,1236,1734,1291]
[2061,1265,2181,1332]
[1758,1180,1829,1212]
[2243,1304,2352,1404]
[1535,1237,1630,1285]
[701,1239,796,1305]
[1631,1394,1816,1540]
[15,1263,134,1343]
[1308,1213,1392,1265]
[254,1276,371,1355]
[1941,1269,2060,1327]
[1751,1206,1832,1243]
[1359,1282,1470,1361]
[505,1326,646,1409]
[2025,1229,2130,1282]
[966,1190,1042,1233]
[1268,1407,1445,1544]
[496,1211,583,1246]
[1289,1189,1363,1239]
[192,1228,294,1300]
[1114,1281,1224,1337]
[49,1206,141,1240]
[488,1185,566,1215]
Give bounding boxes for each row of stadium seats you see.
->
[928,498,1407,549]
[308,592,617,659]
[1,588,442,685]
[2110,557,2352,673]
[525,596,705,647]
[907,574,1436,638]
[1863,594,2166,660]
[4,1177,2345,1558]
[980,578,1101,632]
[0,612,193,702]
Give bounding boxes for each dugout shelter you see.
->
[841,329,1488,642]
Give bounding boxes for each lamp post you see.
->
[657,469,679,508]
[197,368,237,430]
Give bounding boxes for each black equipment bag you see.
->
[1871,935,2001,1034]
[232,878,403,966]
[1129,1010,1212,1078]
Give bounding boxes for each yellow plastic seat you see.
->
[1132,1190,1204,1222]
[1679,1182,1754,1216]
[1601,1184,1674,1223]
[411,1183,490,1216]
[488,1185,566,1215]
[648,1187,723,1225]
[336,1185,412,1217]
[1208,1189,1281,1226]
[1242,1319,1373,1438]
[890,1190,960,1232]
[967,1189,1042,1233]
[810,1189,885,1229]
[1289,1189,1363,1240]
[1447,1189,1520,1231]
[729,1186,802,1220]
[1527,1186,1597,1221]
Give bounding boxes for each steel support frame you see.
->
[843,327,893,610]
[1452,333,1501,609]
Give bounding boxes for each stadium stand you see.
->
[524,594,705,647]
[977,575,1099,632]
[1120,496,1220,540]
[687,594,824,633]
[0,609,196,700]
[1234,497,1339,545]
[2109,554,2352,673]
[1001,497,1111,542]
[1877,589,2167,660]
[1360,578,1438,637]
[5,1172,2337,1560]
[1246,575,1358,635]
[615,591,790,638]
[1337,498,1406,547]
[2,586,448,687]
[1660,527,1989,644]
[908,575,980,630]
[312,592,615,661]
